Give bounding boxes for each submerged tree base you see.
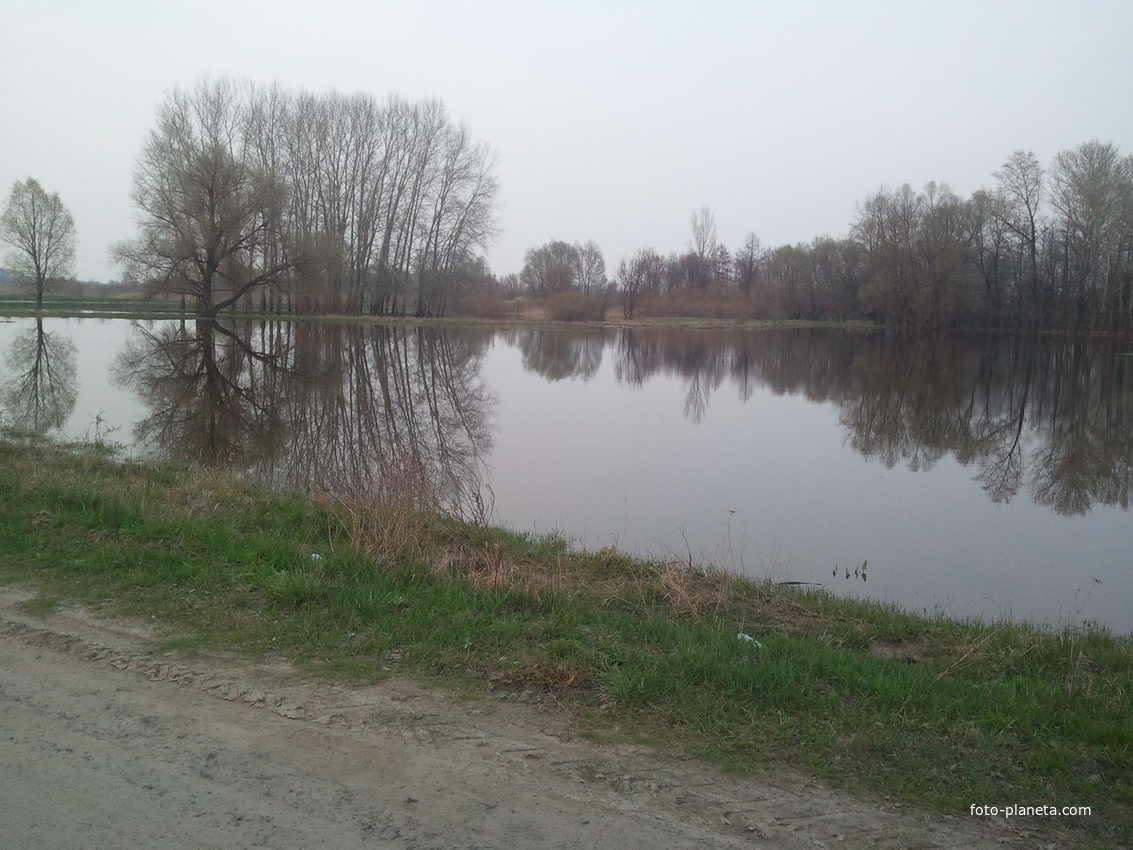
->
[0,431,1129,847]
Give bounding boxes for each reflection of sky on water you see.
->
[482,338,1131,635]
[1,317,1129,634]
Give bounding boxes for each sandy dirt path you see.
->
[0,587,1042,849]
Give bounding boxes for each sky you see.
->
[2,0,1132,283]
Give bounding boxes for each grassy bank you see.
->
[1,432,1129,846]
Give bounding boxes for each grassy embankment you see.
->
[1,432,1130,847]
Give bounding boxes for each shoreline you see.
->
[1,432,1129,846]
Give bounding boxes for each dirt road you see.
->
[0,587,1041,849]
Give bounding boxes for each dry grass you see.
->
[636,287,760,321]
[456,292,516,319]
[545,292,611,322]
[319,475,770,617]
[318,461,441,565]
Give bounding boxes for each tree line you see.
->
[850,143,1133,331]
[508,141,1133,333]
[5,84,1130,334]
[113,78,499,317]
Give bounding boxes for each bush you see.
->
[546,291,610,322]
[457,292,515,319]
[636,286,758,320]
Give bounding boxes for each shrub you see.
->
[546,291,610,322]
[457,292,515,319]
[636,286,758,320]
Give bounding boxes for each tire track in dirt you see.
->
[0,589,1046,849]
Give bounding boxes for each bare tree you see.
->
[0,178,77,309]
[686,205,719,289]
[1048,140,1133,328]
[765,243,812,318]
[992,150,1045,317]
[616,250,646,319]
[115,79,297,317]
[116,78,499,319]
[733,232,764,299]
[916,182,980,326]
[852,184,924,327]
[573,240,607,295]
[809,236,863,320]
[689,205,718,259]
[416,120,500,316]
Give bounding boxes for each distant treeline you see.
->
[0,274,134,299]
[501,142,1133,333]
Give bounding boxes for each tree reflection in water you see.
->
[112,320,1129,520]
[0,318,78,432]
[115,320,495,515]
[116,319,289,468]
[505,327,605,383]
[605,329,1131,517]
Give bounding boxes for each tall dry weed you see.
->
[322,456,440,563]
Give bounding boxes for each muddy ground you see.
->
[0,587,1056,849]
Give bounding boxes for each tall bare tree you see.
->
[117,79,499,318]
[572,240,607,295]
[1048,140,1133,328]
[992,150,1044,318]
[616,249,652,319]
[416,120,500,316]
[689,205,718,259]
[115,79,297,317]
[733,232,763,299]
[0,178,77,309]
[686,205,719,289]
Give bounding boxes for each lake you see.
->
[2,315,1130,634]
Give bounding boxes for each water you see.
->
[2,316,1129,633]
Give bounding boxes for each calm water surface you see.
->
[2,316,1129,633]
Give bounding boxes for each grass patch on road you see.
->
[1,431,1129,847]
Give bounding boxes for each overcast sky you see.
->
[3,0,1131,283]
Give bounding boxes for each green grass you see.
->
[1,431,1129,847]
[0,292,186,320]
